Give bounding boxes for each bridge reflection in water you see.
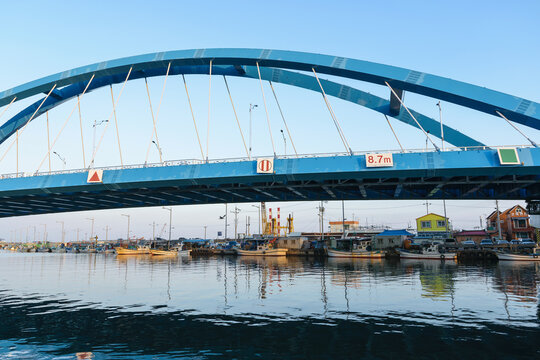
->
[0,253,539,359]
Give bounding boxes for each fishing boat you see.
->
[115,246,151,255]
[236,247,288,256]
[496,251,540,261]
[327,248,384,258]
[150,249,178,256]
[399,243,456,260]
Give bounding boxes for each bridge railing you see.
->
[0,144,532,180]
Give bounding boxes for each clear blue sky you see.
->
[0,0,538,241]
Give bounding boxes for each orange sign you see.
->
[87,169,104,183]
[257,158,274,174]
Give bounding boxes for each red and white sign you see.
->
[87,169,104,183]
[257,158,274,174]
[366,153,394,167]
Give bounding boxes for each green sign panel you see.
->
[497,148,520,165]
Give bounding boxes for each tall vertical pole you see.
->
[46,112,51,172]
[15,129,19,176]
[437,101,444,151]
[204,225,207,240]
[443,199,449,237]
[153,222,156,241]
[342,200,345,237]
[61,222,65,243]
[77,228,79,243]
[496,200,502,240]
[225,203,228,239]
[249,104,252,160]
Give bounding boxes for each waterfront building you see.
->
[454,230,491,244]
[486,205,535,240]
[329,221,359,233]
[371,229,413,250]
[415,213,451,239]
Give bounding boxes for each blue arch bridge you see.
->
[0,48,539,217]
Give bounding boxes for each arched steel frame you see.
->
[1,48,538,148]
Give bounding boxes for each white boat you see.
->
[236,246,287,256]
[327,248,384,258]
[496,252,540,261]
[400,243,456,260]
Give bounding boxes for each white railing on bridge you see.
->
[0,144,532,180]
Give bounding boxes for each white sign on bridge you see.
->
[365,153,394,167]
[257,158,274,174]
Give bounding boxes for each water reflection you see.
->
[0,252,539,359]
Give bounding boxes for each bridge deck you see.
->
[0,148,539,217]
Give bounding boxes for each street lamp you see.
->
[162,207,172,243]
[203,225,207,240]
[92,120,108,167]
[121,214,130,242]
[56,220,65,243]
[251,204,261,234]
[249,104,258,159]
[53,151,66,170]
[86,217,95,242]
[152,140,163,163]
[280,129,287,156]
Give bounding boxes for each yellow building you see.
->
[416,213,451,238]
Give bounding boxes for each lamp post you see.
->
[280,129,287,156]
[162,207,172,248]
[56,221,65,243]
[251,204,261,234]
[92,120,108,167]
[53,151,66,170]
[249,104,258,159]
[204,225,207,240]
[85,217,95,242]
[121,214,130,242]
[152,140,163,163]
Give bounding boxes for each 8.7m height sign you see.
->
[365,153,394,167]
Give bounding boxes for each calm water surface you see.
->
[0,252,539,359]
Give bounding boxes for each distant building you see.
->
[372,229,413,250]
[486,205,534,240]
[329,221,359,233]
[454,230,490,244]
[416,213,451,239]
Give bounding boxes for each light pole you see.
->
[53,151,66,170]
[249,104,258,159]
[56,221,65,243]
[231,206,241,240]
[86,217,95,242]
[203,225,207,240]
[436,101,444,151]
[152,140,163,163]
[121,214,130,242]
[92,120,108,167]
[251,204,261,234]
[162,207,172,248]
[41,224,47,242]
[280,129,287,156]
[103,225,111,242]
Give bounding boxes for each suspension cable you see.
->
[385,81,440,151]
[89,67,132,168]
[0,96,16,123]
[256,62,276,156]
[206,60,212,161]
[223,76,249,157]
[36,75,95,173]
[182,75,205,160]
[496,110,538,147]
[384,114,404,152]
[46,111,51,172]
[312,68,352,155]
[0,84,57,164]
[268,81,298,156]
[77,96,86,168]
[109,85,124,167]
[144,79,161,164]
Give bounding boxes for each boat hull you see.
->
[399,251,456,260]
[150,249,178,256]
[236,248,288,256]
[497,253,540,261]
[327,249,384,258]
[115,247,150,255]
